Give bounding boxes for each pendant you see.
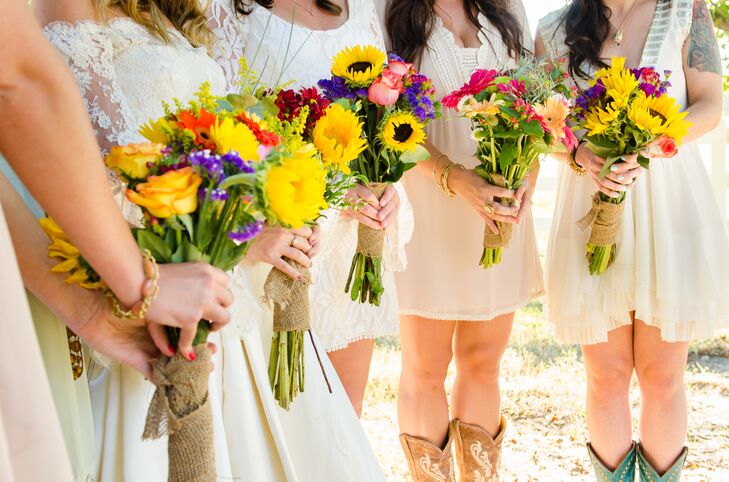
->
[614,29,623,46]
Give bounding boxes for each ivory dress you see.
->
[377,0,544,320]
[539,0,729,344]
[225,0,414,352]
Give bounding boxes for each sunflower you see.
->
[209,117,261,160]
[584,102,623,136]
[40,218,102,290]
[139,117,173,144]
[380,112,426,152]
[642,93,690,141]
[627,93,665,136]
[265,146,328,228]
[331,45,385,87]
[312,104,367,173]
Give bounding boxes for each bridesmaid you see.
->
[379,0,541,479]
[537,0,727,479]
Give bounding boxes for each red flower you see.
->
[274,87,330,135]
[562,127,578,151]
[236,112,281,147]
[368,69,404,106]
[388,60,414,77]
[176,109,218,150]
[442,69,499,109]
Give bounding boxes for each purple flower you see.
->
[318,77,365,101]
[188,150,225,181]
[228,221,263,243]
[199,187,229,202]
[221,151,254,173]
[388,52,406,63]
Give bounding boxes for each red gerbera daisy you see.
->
[176,109,218,150]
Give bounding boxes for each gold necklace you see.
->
[291,0,316,17]
[610,0,640,46]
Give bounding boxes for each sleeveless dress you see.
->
[377,0,544,320]
[0,201,74,482]
[219,0,414,352]
[538,0,729,344]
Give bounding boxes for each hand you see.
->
[341,184,383,230]
[244,225,312,280]
[448,167,519,235]
[307,223,322,258]
[376,185,400,229]
[575,145,643,198]
[514,176,536,224]
[145,262,233,361]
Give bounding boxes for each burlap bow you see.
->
[356,182,388,257]
[576,192,625,245]
[483,174,514,249]
[264,260,312,332]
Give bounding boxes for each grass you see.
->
[361,301,729,481]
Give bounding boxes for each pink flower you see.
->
[644,135,678,158]
[562,127,578,151]
[368,70,403,106]
[388,60,414,77]
[442,69,499,109]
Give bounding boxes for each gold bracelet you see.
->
[105,249,160,321]
[431,153,448,187]
[568,143,587,176]
[440,162,465,197]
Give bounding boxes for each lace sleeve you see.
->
[207,0,246,91]
[383,180,413,272]
[43,21,142,225]
[363,0,387,53]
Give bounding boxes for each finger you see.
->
[487,186,516,199]
[379,186,396,206]
[351,212,382,230]
[599,178,628,194]
[622,153,640,166]
[206,265,230,288]
[358,203,380,221]
[484,217,499,234]
[597,185,622,198]
[217,285,234,309]
[491,213,518,224]
[283,246,312,268]
[148,323,175,357]
[308,242,322,258]
[377,197,398,222]
[359,187,380,206]
[516,199,531,223]
[291,226,313,239]
[272,257,302,280]
[605,172,635,185]
[292,236,313,254]
[514,184,527,202]
[130,357,153,379]
[177,326,196,361]
[493,202,520,217]
[380,205,398,229]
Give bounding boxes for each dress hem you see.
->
[324,329,399,353]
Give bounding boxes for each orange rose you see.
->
[126,167,202,218]
[105,143,164,180]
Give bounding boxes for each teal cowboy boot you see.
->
[587,442,637,482]
[637,444,688,482]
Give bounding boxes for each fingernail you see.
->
[189,351,197,361]
[611,192,620,198]
[610,165,618,172]
[618,175,625,181]
[168,344,176,354]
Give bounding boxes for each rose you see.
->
[640,68,660,85]
[367,70,403,106]
[105,143,164,180]
[126,166,202,218]
[643,135,679,158]
[388,60,413,77]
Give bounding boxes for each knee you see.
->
[453,343,505,386]
[636,362,684,401]
[402,347,452,390]
[586,358,633,401]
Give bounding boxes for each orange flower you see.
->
[176,109,218,150]
[534,95,570,141]
[126,167,202,218]
[105,143,163,180]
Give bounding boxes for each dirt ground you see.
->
[361,305,729,481]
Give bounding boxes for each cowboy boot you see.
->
[451,416,507,482]
[637,444,688,482]
[399,429,455,482]
[587,442,637,482]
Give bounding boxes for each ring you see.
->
[482,201,495,216]
[290,235,298,248]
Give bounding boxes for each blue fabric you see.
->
[0,153,45,218]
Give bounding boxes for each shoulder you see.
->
[673,0,699,40]
[34,0,99,26]
[536,5,570,58]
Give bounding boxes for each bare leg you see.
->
[633,319,689,473]
[327,338,375,417]
[450,313,514,436]
[582,324,635,469]
[398,315,456,446]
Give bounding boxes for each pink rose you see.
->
[643,135,679,158]
[368,70,403,106]
[388,60,413,77]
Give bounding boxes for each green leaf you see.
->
[225,93,258,110]
[519,119,543,138]
[498,142,518,170]
[134,230,173,263]
[499,106,519,118]
[599,154,624,178]
[637,154,650,170]
[165,216,184,231]
[586,135,619,150]
[218,173,257,190]
[400,144,430,164]
[492,129,522,139]
[178,214,194,239]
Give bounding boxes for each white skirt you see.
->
[545,142,729,344]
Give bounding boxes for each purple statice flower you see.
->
[199,187,229,202]
[639,82,657,97]
[228,220,263,243]
[388,53,406,63]
[318,76,364,101]
[188,150,225,182]
[221,151,254,174]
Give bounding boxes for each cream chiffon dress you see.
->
[0,202,74,482]
[376,0,544,320]
[217,0,413,352]
[539,0,729,344]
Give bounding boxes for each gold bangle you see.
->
[105,249,160,321]
[440,162,465,197]
[432,153,448,187]
[569,143,587,176]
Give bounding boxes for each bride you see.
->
[36,0,384,480]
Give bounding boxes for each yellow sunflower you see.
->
[331,45,385,87]
[265,146,328,228]
[39,218,102,290]
[584,102,623,136]
[380,112,426,152]
[643,93,690,142]
[139,117,173,144]
[209,117,260,160]
[628,93,665,136]
[312,104,367,174]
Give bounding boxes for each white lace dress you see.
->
[221,0,414,351]
[539,0,729,344]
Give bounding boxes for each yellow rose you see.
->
[126,166,202,218]
[105,143,164,180]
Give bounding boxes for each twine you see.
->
[356,182,388,257]
[482,174,514,249]
[143,345,215,482]
[576,192,625,246]
[264,260,312,332]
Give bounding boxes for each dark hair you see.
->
[386,0,525,65]
[562,0,611,79]
[233,0,342,16]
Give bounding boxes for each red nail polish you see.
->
[168,344,176,354]
[189,351,197,361]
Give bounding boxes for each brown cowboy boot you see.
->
[399,429,455,481]
[452,416,507,482]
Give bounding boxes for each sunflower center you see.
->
[393,123,414,143]
[649,109,666,123]
[347,61,373,74]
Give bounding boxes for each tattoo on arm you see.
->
[687,0,722,75]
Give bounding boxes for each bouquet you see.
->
[237,81,364,408]
[318,45,439,305]
[442,58,577,268]
[572,57,690,275]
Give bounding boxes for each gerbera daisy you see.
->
[176,109,218,150]
[533,95,570,140]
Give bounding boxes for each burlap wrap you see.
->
[356,182,388,257]
[483,174,514,249]
[576,192,625,245]
[264,260,312,332]
[143,345,215,482]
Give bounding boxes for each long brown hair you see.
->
[96,0,213,48]
[233,0,343,16]
[562,0,612,79]
[386,0,525,64]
